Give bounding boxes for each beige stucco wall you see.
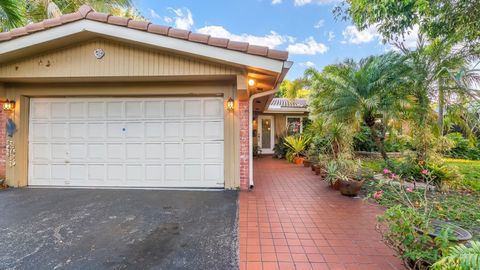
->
[0,37,251,189]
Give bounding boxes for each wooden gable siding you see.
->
[0,38,241,79]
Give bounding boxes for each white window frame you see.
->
[286,116,305,135]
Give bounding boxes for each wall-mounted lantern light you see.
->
[248,79,256,87]
[227,97,234,111]
[2,99,15,112]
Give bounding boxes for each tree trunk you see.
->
[437,78,445,135]
[366,121,389,161]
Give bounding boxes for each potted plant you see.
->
[284,135,312,165]
[325,160,340,189]
[337,175,365,196]
[336,159,365,196]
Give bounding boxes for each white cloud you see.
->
[197,25,293,49]
[342,25,380,44]
[167,7,194,30]
[272,0,283,4]
[327,31,335,41]
[164,16,173,23]
[390,25,420,50]
[300,61,316,67]
[286,37,328,55]
[314,19,324,29]
[294,0,340,6]
[149,9,161,19]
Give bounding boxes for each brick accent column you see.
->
[239,99,250,190]
[0,109,6,178]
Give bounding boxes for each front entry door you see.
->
[257,115,274,154]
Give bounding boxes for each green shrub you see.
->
[273,135,288,159]
[379,205,453,269]
[445,132,480,160]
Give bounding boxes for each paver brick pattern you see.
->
[239,157,406,270]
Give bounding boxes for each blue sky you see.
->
[134,0,417,79]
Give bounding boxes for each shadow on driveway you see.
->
[0,188,238,270]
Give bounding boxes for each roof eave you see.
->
[0,20,286,73]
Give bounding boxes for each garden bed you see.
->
[360,158,480,241]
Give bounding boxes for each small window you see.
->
[286,116,303,136]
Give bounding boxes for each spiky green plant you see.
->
[431,241,480,270]
[284,135,311,158]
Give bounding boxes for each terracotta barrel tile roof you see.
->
[269,98,308,108]
[0,5,289,62]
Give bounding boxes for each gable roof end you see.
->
[0,5,289,61]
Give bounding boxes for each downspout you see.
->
[248,61,293,188]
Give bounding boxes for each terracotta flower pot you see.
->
[313,165,321,175]
[303,160,312,167]
[311,164,316,171]
[338,179,364,196]
[294,157,304,165]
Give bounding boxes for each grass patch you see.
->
[443,158,480,192]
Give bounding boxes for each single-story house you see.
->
[252,98,308,154]
[0,5,292,190]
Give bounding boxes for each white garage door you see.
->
[28,97,225,188]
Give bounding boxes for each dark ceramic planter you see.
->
[415,220,472,242]
[338,179,364,196]
[329,180,341,190]
[303,160,312,167]
[314,165,321,175]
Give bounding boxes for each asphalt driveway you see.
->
[0,188,238,270]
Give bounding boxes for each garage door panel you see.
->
[88,144,106,160]
[145,122,163,139]
[184,143,202,160]
[164,100,183,117]
[51,144,68,160]
[204,99,223,117]
[107,144,125,160]
[107,165,124,181]
[70,143,87,159]
[70,123,86,139]
[31,102,50,119]
[29,97,224,188]
[51,103,68,119]
[145,143,163,160]
[88,123,106,139]
[126,143,144,159]
[87,102,105,119]
[51,123,68,139]
[164,122,182,140]
[106,102,123,118]
[32,143,50,160]
[145,101,164,118]
[125,101,143,118]
[184,100,202,117]
[70,102,85,119]
[125,122,144,138]
[184,122,203,140]
[32,123,50,139]
[165,164,182,182]
[204,121,224,140]
[184,164,202,181]
[145,165,163,181]
[204,142,223,161]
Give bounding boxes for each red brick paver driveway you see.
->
[239,158,405,270]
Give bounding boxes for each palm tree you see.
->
[0,0,136,31]
[307,53,409,161]
[0,0,25,31]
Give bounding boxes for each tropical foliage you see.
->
[283,134,311,159]
[0,0,138,31]
[431,241,480,270]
